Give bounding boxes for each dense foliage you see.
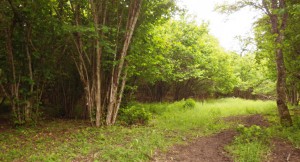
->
[0,0,299,126]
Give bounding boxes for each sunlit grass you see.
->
[226,141,269,162]
[152,98,276,131]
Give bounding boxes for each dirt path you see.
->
[268,139,300,162]
[153,114,300,162]
[153,129,236,162]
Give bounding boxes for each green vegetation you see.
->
[183,98,196,109]
[2,0,298,127]
[268,115,300,148]
[225,106,300,162]
[1,0,300,161]
[227,125,271,162]
[119,105,152,125]
[0,98,279,161]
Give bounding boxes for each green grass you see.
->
[266,115,300,148]
[223,101,300,162]
[0,98,278,161]
[226,124,272,162]
[227,141,269,162]
[227,114,300,162]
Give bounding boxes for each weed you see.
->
[227,141,269,162]
[227,125,270,162]
[236,125,270,142]
[183,98,196,109]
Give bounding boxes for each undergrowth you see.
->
[226,125,271,162]
[268,115,300,148]
[225,103,300,162]
[0,98,277,161]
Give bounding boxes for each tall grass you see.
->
[148,98,276,131]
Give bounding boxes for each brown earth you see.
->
[267,139,300,162]
[223,114,270,127]
[153,129,236,162]
[153,115,300,162]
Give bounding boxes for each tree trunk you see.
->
[112,65,128,124]
[275,48,292,126]
[106,0,143,125]
[25,27,34,122]
[5,24,22,123]
[267,0,292,126]
[91,0,104,127]
[72,2,95,126]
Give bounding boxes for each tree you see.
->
[129,16,238,101]
[0,0,61,124]
[216,0,292,126]
[106,0,143,125]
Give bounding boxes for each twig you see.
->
[287,153,291,162]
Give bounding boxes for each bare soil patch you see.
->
[223,114,270,127]
[153,114,300,162]
[153,115,268,162]
[267,139,300,162]
[153,129,236,162]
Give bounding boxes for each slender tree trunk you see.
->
[25,28,34,122]
[72,2,95,125]
[106,0,143,125]
[112,64,128,124]
[91,0,103,127]
[5,25,22,123]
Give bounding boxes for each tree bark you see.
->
[5,23,22,123]
[275,48,292,126]
[106,0,143,125]
[90,0,104,127]
[112,64,128,124]
[72,2,95,126]
[267,0,292,126]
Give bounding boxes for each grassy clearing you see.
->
[0,98,277,161]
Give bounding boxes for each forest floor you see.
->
[153,115,300,162]
[1,99,300,161]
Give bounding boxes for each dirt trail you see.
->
[153,115,300,162]
[153,129,236,162]
[268,139,300,162]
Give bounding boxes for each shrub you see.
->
[120,106,152,125]
[183,98,196,109]
[146,104,168,115]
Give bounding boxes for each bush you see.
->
[120,106,152,125]
[146,104,168,115]
[183,98,196,109]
